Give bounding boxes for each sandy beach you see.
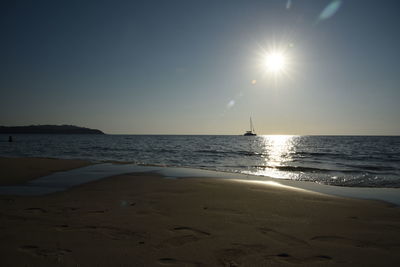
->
[0,158,399,266]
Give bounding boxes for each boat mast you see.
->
[250,117,253,133]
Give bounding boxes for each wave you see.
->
[195,150,261,157]
[318,177,400,188]
[249,165,399,175]
[252,165,334,173]
[341,164,397,172]
[293,151,345,157]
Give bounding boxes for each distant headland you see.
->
[0,125,105,134]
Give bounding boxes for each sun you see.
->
[254,41,294,80]
[264,51,287,74]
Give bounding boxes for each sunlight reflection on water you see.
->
[262,135,296,166]
[244,135,299,180]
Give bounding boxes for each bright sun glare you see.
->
[255,42,293,80]
[264,51,287,74]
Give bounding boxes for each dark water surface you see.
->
[1,135,399,187]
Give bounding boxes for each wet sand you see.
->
[0,158,399,266]
[0,157,91,186]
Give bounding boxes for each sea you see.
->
[1,134,399,188]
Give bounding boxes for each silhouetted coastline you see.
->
[0,125,104,134]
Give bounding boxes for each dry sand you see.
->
[0,158,399,266]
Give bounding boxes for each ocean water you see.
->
[0,134,399,188]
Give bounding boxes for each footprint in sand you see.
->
[310,235,375,248]
[231,243,268,253]
[83,225,146,240]
[158,258,177,265]
[173,226,211,236]
[215,248,244,267]
[202,206,243,215]
[55,224,70,230]
[215,243,269,266]
[61,207,79,212]
[87,210,107,214]
[24,207,47,213]
[19,245,72,259]
[158,226,211,247]
[157,257,202,266]
[258,227,309,247]
[265,252,332,264]
[160,235,200,247]
[54,224,147,241]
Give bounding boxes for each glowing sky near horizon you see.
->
[0,0,399,135]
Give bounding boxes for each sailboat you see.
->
[244,117,257,136]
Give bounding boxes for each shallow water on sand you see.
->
[1,134,399,187]
[0,163,399,206]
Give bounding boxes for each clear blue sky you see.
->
[1,0,399,135]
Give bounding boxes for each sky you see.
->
[1,0,399,135]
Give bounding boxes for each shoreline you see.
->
[1,157,399,206]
